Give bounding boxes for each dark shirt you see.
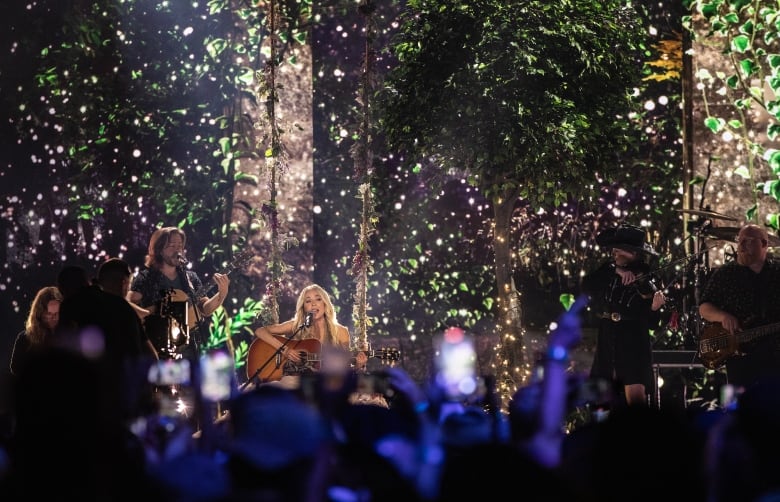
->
[582,260,659,389]
[700,258,780,327]
[55,285,154,420]
[699,258,780,387]
[130,266,206,349]
[130,267,203,310]
[582,261,658,321]
[9,331,34,377]
[57,284,149,363]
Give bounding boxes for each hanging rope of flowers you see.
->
[259,0,294,325]
[350,0,379,351]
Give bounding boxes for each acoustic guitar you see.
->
[160,249,253,332]
[246,335,401,382]
[698,320,780,369]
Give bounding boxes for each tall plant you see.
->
[5,0,310,365]
[379,0,648,404]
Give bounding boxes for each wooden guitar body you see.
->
[698,321,780,370]
[245,336,402,382]
[697,323,739,370]
[160,288,203,329]
[246,336,322,382]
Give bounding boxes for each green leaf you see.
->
[767,213,780,231]
[739,20,754,35]
[690,175,707,186]
[747,204,758,222]
[764,179,780,199]
[237,67,254,86]
[218,137,231,156]
[701,3,719,18]
[732,34,750,53]
[704,116,724,133]
[741,60,758,77]
[734,166,750,179]
[769,124,780,142]
[769,78,780,94]
[764,149,780,173]
[205,38,227,59]
[559,293,576,310]
[729,0,753,11]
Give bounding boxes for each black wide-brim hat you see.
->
[596,224,658,256]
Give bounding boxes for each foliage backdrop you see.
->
[0,0,690,395]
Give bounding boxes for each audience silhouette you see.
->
[4,293,780,502]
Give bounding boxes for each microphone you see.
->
[176,253,189,266]
[725,244,736,262]
[304,312,313,328]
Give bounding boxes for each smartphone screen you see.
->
[147,358,191,386]
[434,327,479,401]
[200,350,234,402]
[147,358,193,417]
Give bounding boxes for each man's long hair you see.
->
[25,286,63,344]
[144,226,187,269]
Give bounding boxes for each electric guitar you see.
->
[160,248,254,332]
[245,335,401,382]
[698,320,780,369]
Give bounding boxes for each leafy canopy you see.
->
[379,0,648,206]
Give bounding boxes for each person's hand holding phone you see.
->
[529,294,589,469]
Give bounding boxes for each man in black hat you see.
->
[582,224,666,407]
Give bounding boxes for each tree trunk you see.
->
[492,190,525,408]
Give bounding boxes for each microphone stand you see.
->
[240,322,308,391]
[686,224,710,348]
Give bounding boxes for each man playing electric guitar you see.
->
[250,284,368,389]
[699,223,780,390]
[127,226,230,359]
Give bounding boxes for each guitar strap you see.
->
[177,267,198,303]
[177,267,205,328]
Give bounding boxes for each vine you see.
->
[203,0,304,362]
[349,0,379,351]
[257,0,298,325]
[684,0,780,226]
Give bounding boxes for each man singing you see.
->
[127,226,229,359]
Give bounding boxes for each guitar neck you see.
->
[194,251,251,298]
[738,321,780,344]
[195,271,230,298]
[195,280,219,299]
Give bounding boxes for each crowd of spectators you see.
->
[1,293,779,502]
